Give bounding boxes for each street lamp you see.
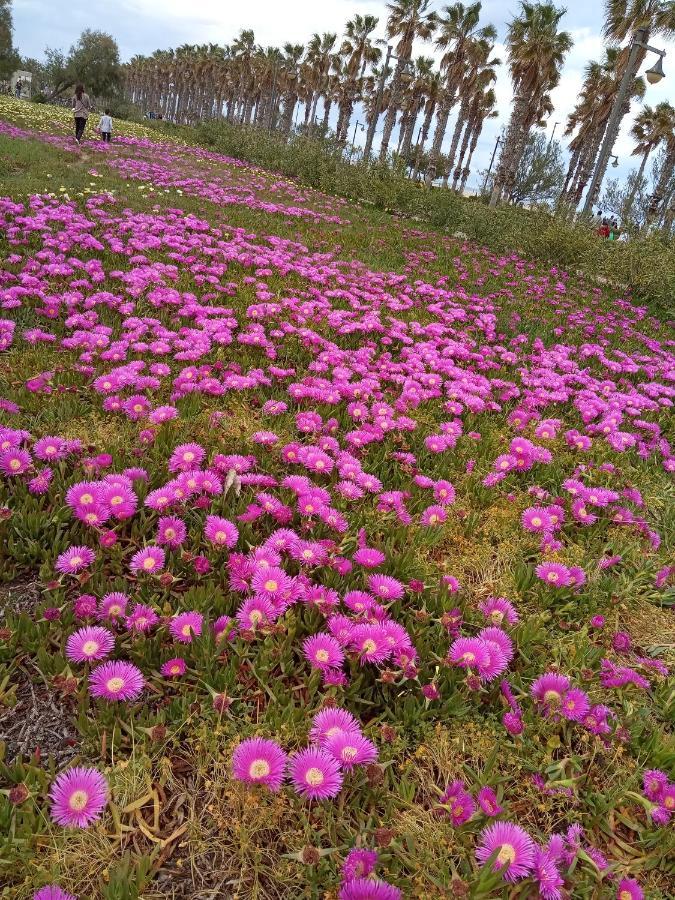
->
[363,46,414,161]
[348,120,365,163]
[268,62,279,133]
[482,135,504,193]
[547,121,560,152]
[610,154,619,168]
[645,55,665,84]
[582,28,666,215]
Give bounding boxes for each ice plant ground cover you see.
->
[0,97,673,900]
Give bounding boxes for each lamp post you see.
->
[268,62,279,132]
[363,46,414,162]
[348,119,365,163]
[482,135,504,194]
[547,121,560,152]
[363,46,392,161]
[582,28,666,215]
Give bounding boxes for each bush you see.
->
[185,120,675,318]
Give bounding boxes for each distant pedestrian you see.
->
[14,79,22,99]
[72,84,92,144]
[99,109,113,143]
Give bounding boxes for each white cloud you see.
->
[125,0,385,48]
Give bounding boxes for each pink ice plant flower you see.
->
[66,626,115,663]
[89,660,145,702]
[232,737,287,791]
[49,766,108,828]
[290,747,343,800]
[129,546,165,575]
[55,546,95,575]
[475,821,535,882]
[169,611,203,643]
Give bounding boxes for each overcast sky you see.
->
[12,0,675,192]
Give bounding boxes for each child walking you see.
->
[99,110,113,143]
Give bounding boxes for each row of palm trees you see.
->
[122,2,500,194]
[559,0,675,222]
[122,0,675,220]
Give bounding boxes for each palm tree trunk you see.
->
[490,94,528,207]
[459,125,481,192]
[396,112,408,153]
[498,100,536,204]
[648,146,675,222]
[585,101,632,211]
[561,145,581,195]
[309,91,320,133]
[624,148,650,221]
[379,60,408,160]
[663,190,675,231]
[399,109,418,159]
[425,92,453,186]
[322,97,332,131]
[413,100,435,180]
[336,101,347,143]
[453,117,473,190]
[281,94,297,136]
[443,99,468,188]
[569,127,605,207]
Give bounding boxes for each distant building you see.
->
[10,71,32,99]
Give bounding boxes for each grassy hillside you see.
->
[0,96,673,900]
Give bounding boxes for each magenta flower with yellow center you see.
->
[169,611,203,643]
[49,766,108,828]
[89,660,145,702]
[66,625,115,663]
[231,737,287,791]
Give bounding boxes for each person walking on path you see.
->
[14,79,22,99]
[72,84,92,143]
[98,109,113,143]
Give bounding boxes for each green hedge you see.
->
[175,120,674,318]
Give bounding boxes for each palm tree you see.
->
[457,86,498,192]
[560,59,606,198]
[561,48,645,211]
[278,43,305,136]
[336,15,380,143]
[624,102,672,215]
[425,2,495,185]
[252,47,283,129]
[230,29,257,124]
[303,33,337,133]
[489,2,572,207]
[397,56,435,158]
[321,61,342,132]
[591,1,675,209]
[378,0,438,160]
[411,68,442,178]
[646,104,675,221]
[441,35,498,187]
[604,0,675,44]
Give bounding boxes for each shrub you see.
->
[188,120,674,318]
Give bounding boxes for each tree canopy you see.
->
[0,0,19,79]
[44,29,122,99]
[483,131,565,205]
